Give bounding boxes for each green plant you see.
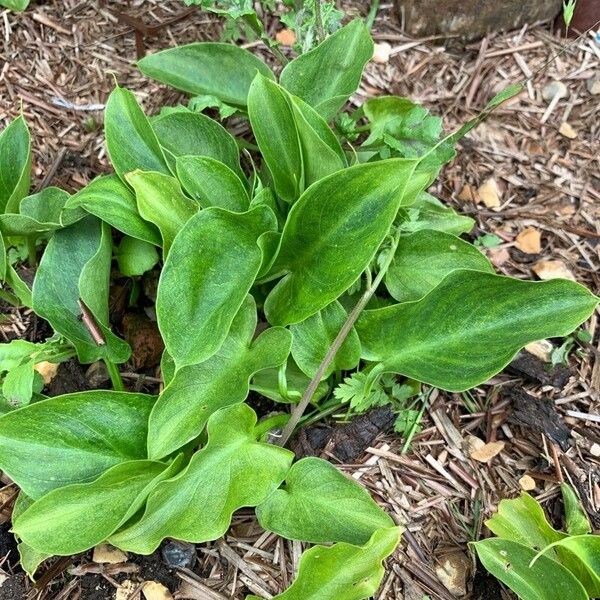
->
[563,0,577,33]
[0,19,597,598]
[0,0,29,11]
[472,485,600,600]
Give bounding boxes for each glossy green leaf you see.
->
[1,358,36,410]
[486,493,565,551]
[66,175,161,245]
[152,111,243,177]
[13,493,48,579]
[279,20,374,120]
[0,115,31,214]
[138,42,274,108]
[257,457,393,544]
[18,542,47,580]
[247,527,401,600]
[157,205,276,369]
[250,358,329,404]
[14,459,178,555]
[473,538,587,600]
[105,87,170,181]
[176,155,249,212]
[291,94,346,188]
[0,339,37,372]
[385,230,493,302]
[537,535,600,595]
[110,404,293,554]
[248,76,346,204]
[32,216,131,363]
[0,390,154,499]
[357,270,598,392]
[290,300,360,379]
[126,171,198,256]
[561,483,591,536]
[116,236,159,277]
[1,0,30,11]
[0,187,72,237]
[0,230,5,280]
[148,295,292,459]
[400,192,474,236]
[264,159,419,326]
[248,75,303,203]
[5,264,32,307]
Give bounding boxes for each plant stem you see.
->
[255,413,290,441]
[242,15,289,66]
[314,0,325,43]
[277,228,402,447]
[366,0,380,30]
[27,237,37,267]
[104,359,125,392]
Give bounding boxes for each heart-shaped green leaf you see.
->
[472,539,587,600]
[176,155,249,212]
[247,526,401,600]
[66,175,161,245]
[0,390,155,498]
[14,458,182,555]
[0,188,73,237]
[152,111,243,178]
[279,20,374,121]
[357,270,598,391]
[148,295,292,459]
[0,115,31,214]
[248,75,303,203]
[105,87,170,181]
[32,216,131,363]
[385,230,493,302]
[126,171,198,256]
[138,42,274,108]
[257,457,393,545]
[157,205,276,369]
[110,404,293,554]
[290,300,360,379]
[263,158,419,326]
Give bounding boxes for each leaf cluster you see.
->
[0,18,597,599]
[472,485,600,600]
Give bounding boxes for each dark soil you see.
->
[0,573,27,600]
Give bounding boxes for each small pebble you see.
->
[586,78,600,96]
[542,81,568,102]
[372,42,392,64]
[161,540,197,569]
[519,475,536,491]
[590,443,600,457]
[559,122,578,139]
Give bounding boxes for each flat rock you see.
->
[396,0,562,39]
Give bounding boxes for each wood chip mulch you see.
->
[0,1,599,598]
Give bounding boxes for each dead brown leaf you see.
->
[477,177,501,209]
[275,29,296,46]
[515,227,541,254]
[33,361,59,385]
[470,441,505,463]
[532,260,576,281]
[143,581,174,600]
